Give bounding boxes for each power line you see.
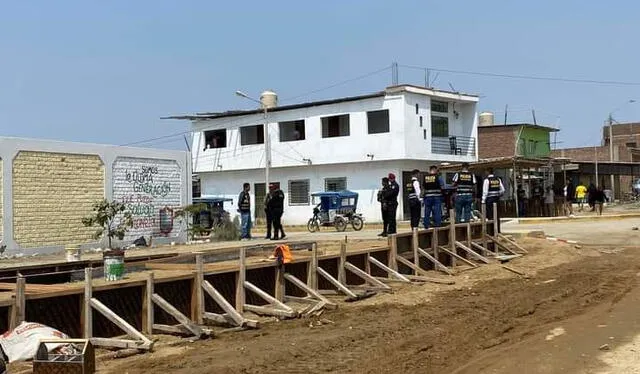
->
[398,64,640,87]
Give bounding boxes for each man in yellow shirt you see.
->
[575,182,587,212]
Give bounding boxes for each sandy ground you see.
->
[16,217,616,374]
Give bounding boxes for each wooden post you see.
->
[142,272,154,335]
[466,222,472,249]
[388,234,398,272]
[307,243,318,290]
[493,202,499,235]
[412,228,419,274]
[449,209,456,267]
[275,263,285,303]
[338,241,347,284]
[432,228,439,264]
[235,247,246,313]
[481,203,488,250]
[195,253,204,324]
[11,275,25,329]
[84,268,93,339]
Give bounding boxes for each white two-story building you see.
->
[169,84,479,225]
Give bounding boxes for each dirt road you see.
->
[94,232,640,374]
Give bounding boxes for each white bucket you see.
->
[103,251,125,281]
[65,245,81,262]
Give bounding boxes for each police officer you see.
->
[452,162,476,223]
[423,165,445,229]
[269,184,286,240]
[238,183,252,240]
[405,170,422,229]
[377,177,390,237]
[386,173,400,234]
[482,168,505,233]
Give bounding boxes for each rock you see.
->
[632,227,639,231]
[599,344,610,351]
[575,245,583,249]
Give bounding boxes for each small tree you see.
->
[82,199,133,249]
[174,203,210,241]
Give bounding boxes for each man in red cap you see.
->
[385,173,400,234]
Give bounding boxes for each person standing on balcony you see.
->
[422,165,445,229]
[406,169,422,229]
[386,173,400,234]
[452,162,476,223]
[482,168,505,233]
[238,183,252,240]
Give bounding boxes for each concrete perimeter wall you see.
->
[0,137,191,255]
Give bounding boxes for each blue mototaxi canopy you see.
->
[310,190,359,198]
[193,197,233,204]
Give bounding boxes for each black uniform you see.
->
[264,193,273,239]
[406,178,422,228]
[268,188,286,240]
[386,180,400,234]
[377,185,390,235]
[484,175,502,233]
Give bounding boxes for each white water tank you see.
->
[479,111,494,126]
[260,90,278,109]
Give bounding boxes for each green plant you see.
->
[174,203,209,240]
[82,199,133,249]
[211,214,240,241]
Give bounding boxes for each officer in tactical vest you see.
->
[422,165,445,228]
[452,162,477,223]
[406,169,422,229]
[482,168,505,233]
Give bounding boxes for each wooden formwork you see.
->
[0,203,528,352]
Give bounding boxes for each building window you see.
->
[367,110,390,134]
[415,104,419,114]
[324,177,347,192]
[626,141,637,148]
[279,120,305,142]
[419,116,423,127]
[203,129,226,149]
[240,124,264,145]
[288,179,310,205]
[431,116,449,138]
[321,114,350,138]
[423,129,427,140]
[192,176,201,198]
[431,100,448,114]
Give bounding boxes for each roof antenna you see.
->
[448,82,456,92]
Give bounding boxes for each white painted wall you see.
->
[112,157,183,241]
[198,159,436,226]
[191,88,479,174]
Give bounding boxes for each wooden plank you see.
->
[275,264,285,303]
[152,293,204,337]
[90,298,152,344]
[481,203,488,250]
[344,262,391,290]
[437,246,478,268]
[202,280,245,326]
[405,274,456,285]
[316,267,358,299]
[83,269,92,339]
[338,242,347,284]
[10,275,25,330]
[396,256,430,277]
[244,304,297,318]
[493,202,499,235]
[417,247,454,275]
[412,228,419,274]
[487,235,519,255]
[471,241,497,256]
[153,323,213,337]
[501,265,526,276]
[432,228,439,264]
[368,256,410,282]
[142,272,154,335]
[455,242,491,264]
[388,234,398,272]
[244,281,293,312]
[283,273,335,307]
[235,247,246,313]
[284,295,317,304]
[466,222,472,249]
[307,243,318,290]
[194,253,204,324]
[449,209,457,267]
[90,337,152,350]
[498,234,529,254]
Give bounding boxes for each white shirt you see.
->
[482,174,505,203]
[412,178,421,197]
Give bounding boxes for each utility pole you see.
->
[594,146,598,187]
[608,114,615,200]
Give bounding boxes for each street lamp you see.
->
[235,90,276,197]
[606,99,636,199]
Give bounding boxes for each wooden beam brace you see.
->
[90,337,152,351]
[344,262,391,290]
[90,298,152,344]
[498,234,529,254]
[396,256,430,277]
[404,274,456,285]
[244,304,297,318]
[417,247,454,275]
[486,235,519,255]
[316,267,358,299]
[202,280,245,326]
[437,246,478,268]
[283,273,336,307]
[202,311,259,328]
[153,323,213,337]
[455,241,491,264]
[471,241,497,256]
[152,293,204,337]
[244,281,293,312]
[368,256,410,282]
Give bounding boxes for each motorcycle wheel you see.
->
[351,216,364,231]
[335,217,347,232]
[307,218,319,233]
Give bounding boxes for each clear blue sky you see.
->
[1,0,639,150]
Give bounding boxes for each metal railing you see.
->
[431,136,476,156]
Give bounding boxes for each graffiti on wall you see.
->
[112,158,182,240]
